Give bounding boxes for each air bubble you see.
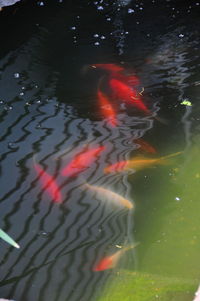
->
[38,231,50,238]
[8,142,17,149]
[128,8,135,13]
[14,73,20,78]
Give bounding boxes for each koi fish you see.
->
[112,72,140,87]
[135,138,157,154]
[84,183,133,209]
[109,78,150,114]
[91,63,124,73]
[61,146,105,177]
[0,228,20,249]
[93,243,139,271]
[104,152,182,173]
[97,89,118,127]
[34,163,62,203]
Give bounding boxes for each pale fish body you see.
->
[85,183,133,209]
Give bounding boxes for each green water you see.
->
[97,136,200,300]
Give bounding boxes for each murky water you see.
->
[0,1,200,300]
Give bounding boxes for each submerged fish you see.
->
[84,183,133,209]
[91,63,124,73]
[0,228,20,249]
[93,243,139,271]
[61,146,105,177]
[97,89,118,127]
[135,138,157,154]
[112,72,140,87]
[34,163,62,203]
[104,152,182,173]
[109,78,150,113]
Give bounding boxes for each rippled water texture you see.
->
[0,0,200,300]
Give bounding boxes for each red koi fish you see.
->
[91,63,124,73]
[112,73,140,87]
[93,243,139,271]
[98,89,118,127]
[61,145,105,177]
[135,138,157,154]
[34,163,62,203]
[109,78,150,114]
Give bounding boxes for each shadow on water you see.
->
[0,0,200,300]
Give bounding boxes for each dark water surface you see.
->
[0,1,200,300]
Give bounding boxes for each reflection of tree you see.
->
[0,0,21,9]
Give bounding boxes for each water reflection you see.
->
[0,1,200,301]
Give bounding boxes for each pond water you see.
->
[0,1,200,300]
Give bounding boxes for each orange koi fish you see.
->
[34,163,62,203]
[84,183,133,209]
[61,146,105,177]
[104,152,182,173]
[98,89,118,127]
[93,243,139,271]
[135,138,157,154]
[109,78,150,114]
[91,63,124,73]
